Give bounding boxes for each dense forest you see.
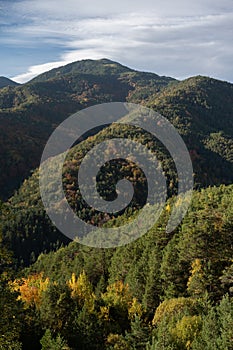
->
[0,59,233,349]
[1,185,233,349]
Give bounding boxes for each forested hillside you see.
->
[0,59,233,200]
[1,185,233,349]
[0,59,174,200]
[0,60,233,349]
[149,76,233,186]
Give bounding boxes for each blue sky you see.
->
[0,0,232,83]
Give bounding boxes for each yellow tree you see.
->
[100,280,143,332]
[152,297,198,326]
[172,315,202,349]
[187,259,206,297]
[67,270,95,312]
[11,273,49,309]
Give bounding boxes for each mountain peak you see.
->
[29,58,135,83]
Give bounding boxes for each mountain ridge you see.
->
[0,76,19,89]
[0,59,176,199]
[0,59,232,200]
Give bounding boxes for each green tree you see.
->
[40,329,70,350]
[216,295,233,349]
[39,281,75,339]
[0,281,23,350]
[125,315,150,349]
[0,232,23,349]
[192,307,219,350]
[160,235,188,299]
[142,245,162,316]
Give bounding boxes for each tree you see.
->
[216,294,233,349]
[39,281,75,339]
[191,306,219,350]
[142,245,162,317]
[0,281,23,350]
[67,270,95,312]
[171,315,201,349]
[220,263,233,295]
[124,315,150,349]
[0,232,23,349]
[12,273,49,309]
[72,305,105,350]
[187,259,207,297]
[152,297,198,326]
[40,329,70,350]
[106,333,130,350]
[101,280,142,335]
[149,317,175,350]
[160,234,188,299]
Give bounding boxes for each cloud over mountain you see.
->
[1,0,232,82]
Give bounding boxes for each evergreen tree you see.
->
[142,245,162,317]
[125,315,150,349]
[216,295,233,349]
[40,329,70,350]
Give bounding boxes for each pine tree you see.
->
[191,307,219,350]
[216,295,233,349]
[160,235,188,299]
[40,329,70,350]
[125,315,150,349]
[142,245,162,317]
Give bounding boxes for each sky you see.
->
[0,0,232,83]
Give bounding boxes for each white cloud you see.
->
[12,0,233,18]
[5,0,233,83]
[13,61,64,82]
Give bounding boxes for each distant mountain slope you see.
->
[148,76,233,186]
[0,59,176,200]
[0,76,18,89]
[30,59,134,82]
